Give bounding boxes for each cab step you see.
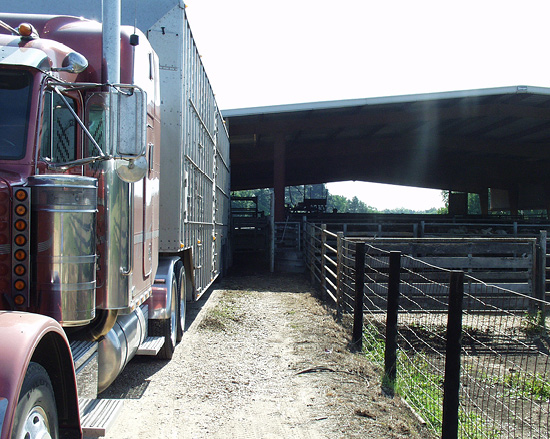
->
[71,340,97,370]
[136,336,164,356]
[80,398,123,438]
[71,340,99,400]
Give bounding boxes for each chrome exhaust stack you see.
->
[97,305,147,393]
[102,0,120,86]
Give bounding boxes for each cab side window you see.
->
[40,91,77,162]
[85,104,107,170]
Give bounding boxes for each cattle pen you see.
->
[300,218,550,439]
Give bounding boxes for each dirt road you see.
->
[102,273,427,438]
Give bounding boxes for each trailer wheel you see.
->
[176,267,187,342]
[152,274,177,360]
[11,362,59,439]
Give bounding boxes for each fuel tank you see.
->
[29,175,98,326]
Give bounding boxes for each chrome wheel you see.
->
[19,406,52,439]
[176,267,186,342]
[169,276,177,348]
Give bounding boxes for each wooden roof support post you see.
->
[274,134,286,222]
[509,188,519,217]
[479,189,489,217]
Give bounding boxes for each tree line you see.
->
[232,185,549,218]
[231,184,445,216]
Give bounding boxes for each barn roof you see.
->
[224,85,550,207]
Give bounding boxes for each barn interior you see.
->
[225,86,550,220]
[224,86,550,273]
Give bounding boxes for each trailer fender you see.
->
[150,256,180,320]
[0,311,80,439]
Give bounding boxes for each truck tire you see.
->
[151,274,177,360]
[176,266,186,342]
[11,362,59,439]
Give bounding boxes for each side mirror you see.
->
[113,87,148,182]
[116,156,148,183]
[114,87,147,158]
[52,51,89,74]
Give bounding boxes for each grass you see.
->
[360,321,505,438]
[199,292,242,331]
[361,321,385,366]
[395,354,443,432]
[458,411,501,439]
[522,310,547,336]
[502,370,550,401]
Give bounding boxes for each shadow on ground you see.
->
[229,250,270,276]
[101,251,310,400]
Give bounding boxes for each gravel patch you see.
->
[101,273,429,438]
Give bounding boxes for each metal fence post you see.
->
[337,232,344,319]
[442,270,464,439]
[303,222,307,261]
[306,223,313,283]
[535,231,547,318]
[352,242,366,351]
[321,224,327,301]
[270,190,275,273]
[384,251,401,391]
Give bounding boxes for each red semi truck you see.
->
[0,2,230,438]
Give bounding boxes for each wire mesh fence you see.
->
[304,223,550,439]
[393,253,452,434]
[459,279,549,438]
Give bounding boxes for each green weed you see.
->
[361,324,505,438]
[522,310,547,336]
[502,370,550,401]
[199,294,242,331]
[361,322,385,366]
[458,411,500,438]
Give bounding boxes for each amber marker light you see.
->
[14,249,26,261]
[18,23,33,37]
[14,294,25,305]
[14,234,26,246]
[15,190,27,202]
[14,219,26,231]
[15,205,26,216]
[14,264,25,276]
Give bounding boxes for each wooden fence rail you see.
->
[303,222,546,311]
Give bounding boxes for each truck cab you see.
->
[0,14,166,439]
[0,3,230,436]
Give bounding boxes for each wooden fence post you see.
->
[384,251,401,392]
[442,270,464,439]
[352,242,366,351]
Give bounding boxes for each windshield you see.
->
[0,70,32,159]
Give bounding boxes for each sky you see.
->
[184,0,550,210]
